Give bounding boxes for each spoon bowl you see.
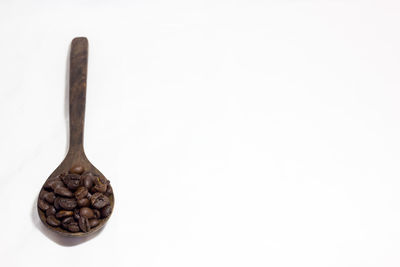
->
[37,37,114,237]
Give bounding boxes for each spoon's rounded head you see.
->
[37,153,114,237]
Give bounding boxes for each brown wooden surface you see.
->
[37,37,114,237]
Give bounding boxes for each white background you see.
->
[1,0,400,266]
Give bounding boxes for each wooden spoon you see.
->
[37,37,114,236]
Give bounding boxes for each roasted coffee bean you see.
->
[38,199,50,210]
[63,174,81,190]
[105,184,113,196]
[54,186,73,197]
[56,172,67,180]
[43,177,60,190]
[75,186,88,200]
[56,210,74,218]
[39,190,48,199]
[46,215,60,227]
[91,193,110,209]
[93,209,101,219]
[93,176,108,193]
[44,192,56,203]
[87,192,92,200]
[68,222,80,232]
[47,180,64,191]
[82,173,95,189]
[54,197,61,209]
[62,216,74,225]
[80,207,95,218]
[101,205,112,218]
[69,165,84,175]
[46,206,56,217]
[78,217,90,232]
[61,217,75,229]
[77,198,90,207]
[89,219,99,228]
[74,209,80,220]
[58,197,77,210]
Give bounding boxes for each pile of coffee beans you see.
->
[38,166,113,233]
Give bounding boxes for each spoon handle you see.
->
[68,37,88,153]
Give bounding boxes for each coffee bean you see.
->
[44,192,56,203]
[91,193,110,209]
[54,186,73,197]
[93,209,101,219]
[101,205,112,218]
[56,172,67,180]
[61,217,75,229]
[80,207,95,218]
[46,206,56,217]
[82,173,95,189]
[93,176,108,193]
[46,215,60,227]
[77,198,90,207]
[69,165,84,175]
[39,190,48,199]
[63,174,81,190]
[58,197,77,210]
[89,219,99,228]
[78,217,90,232]
[68,222,80,232]
[105,184,113,196]
[54,197,61,209]
[47,180,64,191]
[38,199,50,211]
[87,192,92,200]
[74,209,80,220]
[43,177,60,190]
[75,186,88,200]
[56,210,74,218]
[62,216,74,224]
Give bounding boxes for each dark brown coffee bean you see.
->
[77,198,90,207]
[101,205,112,218]
[54,186,73,197]
[82,173,95,189]
[75,186,88,200]
[93,209,101,219]
[69,165,84,175]
[54,197,61,209]
[56,210,74,218]
[93,176,108,193]
[78,217,90,232]
[43,177,60,190]
[50,180,64,190]
[91,193,110,209]
[68,222,80,232]
[56,172,67,180]
[58,197,77,210]
[44,192,56,203]
[39,190,48,199]
[61,217,75,229]
[63,174,81,190]
[62,216,74,224]
[105,184,113,196]
[46,215,60,227]
[89,219,99,228]
[38,199,50,210]
[46,206,56,217]
[80,207,95,218]
[74,209,80,220]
